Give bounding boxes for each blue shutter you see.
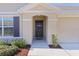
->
[13,16,20,37]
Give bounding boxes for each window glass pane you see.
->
[0,18,2,27]
[3,17,13,26]
[0,28,2,36]
[4,27,13,36]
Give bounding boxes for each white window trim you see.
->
[2,16,4,37]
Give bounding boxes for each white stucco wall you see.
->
[22,21,32,44]
[20,14,33,44]
[19,3,79,45]
[47,18,58,44]
[1,4,79,46]
[58,17,79,43]
[20,13,58,45]
[18,3,61,45]
[20,12,79,45]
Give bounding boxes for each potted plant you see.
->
[52,34,58,48]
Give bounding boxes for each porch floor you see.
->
[31,39,49,48]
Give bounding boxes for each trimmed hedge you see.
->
[0,40,6,45]
[11,39,26,48]
[0,45,19,56]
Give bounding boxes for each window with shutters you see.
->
[13,16,19,37]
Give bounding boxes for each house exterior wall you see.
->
[1,4,79,46]
[20,14,33,44]
[19,4,79,45]
[20,13,58,45]
[47,18,58,44]
[57,17,79,43]
[20,13,79,45]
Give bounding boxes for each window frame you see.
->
[0,16,14,37]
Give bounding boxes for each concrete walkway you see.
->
[29,42,79,56]
[28,48,79,56]
[60,43,79,50]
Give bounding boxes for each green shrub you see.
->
[0,40,6,45]
[52,34,58,47]
[11,39,26,48]
[0,45,18,56]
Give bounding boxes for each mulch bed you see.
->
[15,44,62,56]
[49,44,62,48]
[15,48,30,56]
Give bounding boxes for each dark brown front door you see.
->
[35,20,43,39]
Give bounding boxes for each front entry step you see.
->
[34,37,43,40]
[31,39,49,48]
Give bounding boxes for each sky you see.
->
[50,3,79,6]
